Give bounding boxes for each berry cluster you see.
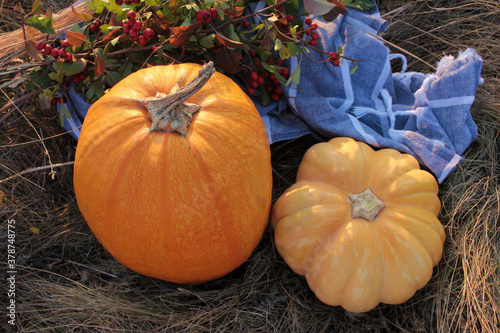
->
[36,39,88,84]
[36,40,73,62]
[246,57,289,101]
[196,8,217,25]
[329,51,340,66]
[122,10,156,46]
[115,0,140,5]
[272,5,297,41]
[88,20,102,33]
[302,17,319,46]
[50,96,67,104]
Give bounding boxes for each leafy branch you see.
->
[1,0,373,122]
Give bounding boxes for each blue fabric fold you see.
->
[261,4,483,183]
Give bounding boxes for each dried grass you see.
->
[1,0,499,332]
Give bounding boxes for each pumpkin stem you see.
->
[349,189,385,222]
[137,61,216,136]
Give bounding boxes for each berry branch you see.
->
[0,0,372,121]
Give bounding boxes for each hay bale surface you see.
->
[1,0,499,332]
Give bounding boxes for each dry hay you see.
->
[1,0,499,332]
[0,0,92,66]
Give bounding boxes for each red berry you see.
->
[242,21,250,29]
[257,75,265,84]
[329,51,338,60]
[311,32,319,40]
[124,0,132,4]
[309,40,317,46]
[127,18,136,27]
[79,72,86,80]
[209,8,217,18]
[251,81,259,89]
[273,86,283,95]
[143,28,155,39]
[287,15,294,22]
[58,49,66,57]
[50,97,59,104]
[305,17,312,25]
[281,67,290,77]
[250,72,258,81]
[61,39,70,49]
[36,41,46,50]
[271,93,280,101]
[310,23,318,30]
[305,28,312,35]
[123,24,131,34]
[133,21,142,31]
[64,53,73,61]
[44,45,52,55]
[127,10,136,21]
[89,23,97,32]
[138,35,147,46]
[332,58,341,66]
[95,20,102,27]
[115,0,123,4]
[266,85,273,93]
[247,87,255,95]
[133,0,140,3]
[129,29,138,38]
[277,5,284,12]
[72,76,80,83]
[59,97,66,103]
[276,58,284,66]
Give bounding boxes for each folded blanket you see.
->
[60,1,483,183]
[257,4,483,183]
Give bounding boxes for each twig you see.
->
[0,161,74,184]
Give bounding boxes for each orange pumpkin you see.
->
[74,62,272,284]
[271,137,445,312]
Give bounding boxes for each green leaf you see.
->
[274,38,283,52]
[145,0,162,5]
[49,71,64,83]
[59,103,71,128]
[58,59,87,76]
[31,0,44,15]
[278,44,291,60]
[262,62,286,85]
[260,88,270,106]
[343,0,376,10]
[228,24,240,43]
[69,23,83,33]
[26,15,55,35]
[199,34,215,49]
[350,62,359,75]
[85,77,105,102]
[85,0,108,14]
[337,46,344,57]
[118,61,134,79]
[105,71,122,87]
[287,42,302,57]
[286,63,301,86]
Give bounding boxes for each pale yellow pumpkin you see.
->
[271,137,445,313]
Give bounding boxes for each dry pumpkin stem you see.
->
[348,188,385,222]
[137,61,216,136]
